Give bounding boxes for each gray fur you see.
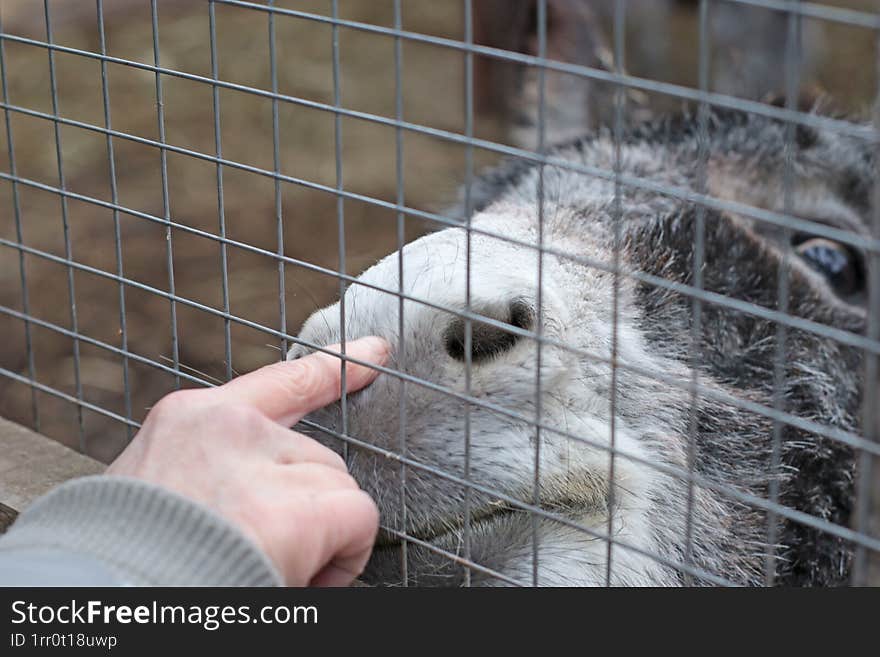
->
[291,108,871,586]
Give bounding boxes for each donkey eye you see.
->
[794,237,863,297]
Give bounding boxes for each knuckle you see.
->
[359,492,380,523]
[330,468,359,490]
[149,389,205,421]
[297,462,358,489]
[221,403,268,433]
[348,488,378,515]
[327,450,347,472]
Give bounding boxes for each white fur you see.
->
[292,190,702,586]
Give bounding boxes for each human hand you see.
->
[107,337,389,586]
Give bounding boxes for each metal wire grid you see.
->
[0,0,878,586]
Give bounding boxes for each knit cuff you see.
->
[0,475,283,586]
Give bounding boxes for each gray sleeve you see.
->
[0,475,283,586]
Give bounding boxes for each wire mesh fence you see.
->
[1,0,880,586]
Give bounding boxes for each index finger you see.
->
[210,336,390,426]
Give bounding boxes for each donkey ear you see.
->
[761,84,837,149]
[761,83,834,114]
[472,0,610,149]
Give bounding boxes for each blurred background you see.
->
[0,0,877,462]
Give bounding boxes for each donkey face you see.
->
[291,111,872,586]
[293,210,686,585]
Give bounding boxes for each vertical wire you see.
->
[393,0,409,586]
[44,0,85,451]
[462,0,475,588]
[96,0,133,442]
[331,0,348,460]
[150,0,180,390]
[209,1,233,382]
[604,0,626,587]
[764,0,802,586]
[531,0,548,588]
[852,7,880,586]
[268,0,287,360]
[0,20,39,431]
[683,0,711,587]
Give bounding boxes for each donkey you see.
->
[289,104,874,585]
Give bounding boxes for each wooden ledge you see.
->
[0,416,104,533]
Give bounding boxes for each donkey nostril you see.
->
[443,300,534,364]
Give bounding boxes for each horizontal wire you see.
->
[1,97,877,262]
[0,365,140,429]
[0,306,733,587]
[717,0,878,27]
[298,416,751,587]
[3,282,879,557]
[2,326,874,568]
[0,38,880,243]
[212,0,880,60]
[3,250,878,510]
[291,419,880,559]
[2,25,873,144]
[0,108,877,356]
[0,305,717,586]
[0,351,727,585]
[4,288,878,569]
[0,37,876,251]
[293,420,741,586]
[0,315,523,589]
[3,224,879,460]
[0,322,746,586]
[2,0,878,583]
[0,304,214,389]
[374,526,525,587]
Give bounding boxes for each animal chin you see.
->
[372,481,607,550]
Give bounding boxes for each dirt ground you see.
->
[0,0,877,462]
